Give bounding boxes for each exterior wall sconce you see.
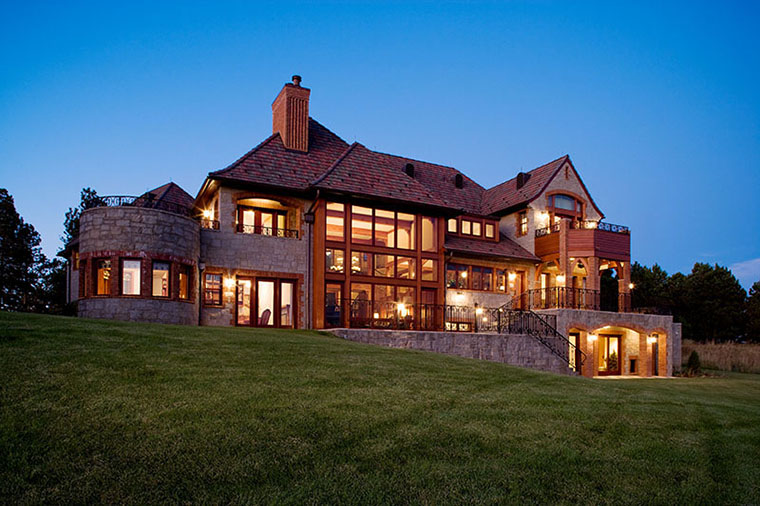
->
[508,272,517,281]
[647,334,658,344]
[556,274,566,285]
[202,209,214,219]
[397,302,407,317]
[224,278,235,289]
[373,312,380,319]
[475,307,484,316]
[629,282,635,290]
[588,333,597,342]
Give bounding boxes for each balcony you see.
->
[236,224,299,239]
[514,287,632,312]
[535,220,630,261]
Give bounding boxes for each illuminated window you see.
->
[518,212,528,236]
[472,221,481,236]
[422,216,437,252]
[351,251,372,276]
[396,256,416,279]
[448,218,457,233]
[351,206,373,245]
[326,202,345,241]
[496,270,506,292]
[397,213,415,249]
[553,194,577,211]
[204,273,222,305]
[374,209,395,247]
[374,254,395,277]
[421,259,437,281]
[326,248,345,273]
[95,259,111,295]
[446,264,468,289]
[461,220,472,235]
[237,206,289,236]
[485,223,495,239]
[121,259,141,295]
[178,264,191,300]
[152,262,170,297]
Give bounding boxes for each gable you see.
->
[538,160,603,219]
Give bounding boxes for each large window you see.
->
[351,206,373,245]
[471,267,493,291]
[421,259,437,281]
[95,259,111,295]
[121,259,141,295]
[238,206,290,237]
[326,248,345,273]
[446,264,468,289]
[152,262,170,297]
[396,257,415,280]
[396,213,415,250]
[204,273,222,305]
[422,217,437,252]
[326,202,345,241]
[374,254,395,278]
[374,209,395,247]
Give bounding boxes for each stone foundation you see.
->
[79,297,197,325]
[330,329,573,375]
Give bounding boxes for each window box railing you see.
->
[201,219,220,230]
[236,224,299,238]
[88,195,193,217]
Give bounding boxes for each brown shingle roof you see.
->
[210,118,349,191]
[135,182,195,214]
[481,155,568,215]
[445,233,539,261]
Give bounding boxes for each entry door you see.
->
[236,279,253,325]
[568,332,580,372]
[652,341,659,376]
[420,288,437,330]
[597,335,621,376]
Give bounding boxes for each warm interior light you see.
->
[475,307,483,315]
[482,316,488,322]
[224,278,235,289]
[455,292,465,303]
[556,274,566,284]
[648,336,658,344]
[460,271,467,278]
[508,272,517,281]
[373,312,380,319]
[629,282,635,290]
[202,209,213,219]
[588,334,597,342]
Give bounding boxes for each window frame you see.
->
[204,272,223,306]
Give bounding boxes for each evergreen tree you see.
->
[747,281,760,343]
[61,187,100,244]
[0,189,43,311]
[681,263,746,342]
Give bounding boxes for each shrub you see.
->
[686,350,701,375]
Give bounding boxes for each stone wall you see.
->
[672,323,682,370]
[330,329,573,375]
[78,206,200,324]
[79,297,197,325]
[444,289,511,309]
[199,187,312,327]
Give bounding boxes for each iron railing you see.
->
[90,195,193,217]
[535,220,630,237]
[201,219,220,230]
[237,224,299,238]
[515,288,600,310]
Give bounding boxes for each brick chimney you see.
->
[272,75,310,152]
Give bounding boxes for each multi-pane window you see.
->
[485,223,495,239]
[448,218,457,233]
[421,259,437,281]
[121,259,141,295]
[326,202,345,241]
[374,209,395,247]
[351,206,373,245]
[238,207,289,236]
[472,221,482,237]
[326,248,345,273]
[422,217,437,252]
[178,264,191,300]
[396,213,415,249]
[446,264,468,289]
[461,220,472,235]
[471,267,493,291]
[204,273,222,305]
[95,259,111,295]
[152,262,170,297]
[351,251,372,276]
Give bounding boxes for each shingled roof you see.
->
[481,155,568,215]
[444,233,539,262]
[210,118,349,191]
[135,182,195,214]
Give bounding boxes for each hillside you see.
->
[1,312,758,504]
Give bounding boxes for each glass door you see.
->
[280,281,294,328]
[236,279,252,326]
[597,335,621,376]
[257,280,275,326]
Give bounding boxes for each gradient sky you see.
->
[2,1,759,289]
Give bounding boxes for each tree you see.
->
[631,262,670,311]
[61,187,100,244]
[0,189,44,311]
[680,263,746,342]
[33,257,68,314]
[747,281,760,343]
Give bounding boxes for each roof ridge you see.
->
[310,142,359,186]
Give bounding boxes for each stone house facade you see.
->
[61,76,680,377]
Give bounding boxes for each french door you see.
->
[596,334,621,376]
[236,277,296,328]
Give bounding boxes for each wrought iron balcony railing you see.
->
[535,220,630,237]
[201,219,220,230]
[89,195,193,217]
[236,224,299,239]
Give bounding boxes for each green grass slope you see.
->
[1,312,759,504]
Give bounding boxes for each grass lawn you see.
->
[1,312,759,504]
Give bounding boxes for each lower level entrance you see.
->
[596,334,621,376]
[236,277,297,328]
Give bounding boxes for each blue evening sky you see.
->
[1,1,759,288]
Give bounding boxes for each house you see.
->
[61,76,680,377]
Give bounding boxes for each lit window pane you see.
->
[374,209,395,247]
[396,256,416,279]
[485,223,495,238]
[152,262,170,297]
[122,260,140,295]
[326,248,345,273]
[205,274,222,304]
[96,259,111,295]
[374,254,395,277]
[422,259,437,281]
[461,220,471,235]
[351,251,372,276]
[179,265,190,299]
[422,217,437,252]
[351,206,373,245]
[257,280,275,326]
[472,221,481,236]
[448,218,457,233]
[397,213,415,249]
[326,202,345,241]
[280,282,294,327]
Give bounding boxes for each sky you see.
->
[1,1,759,289]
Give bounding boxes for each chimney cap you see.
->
[292,75,302,86]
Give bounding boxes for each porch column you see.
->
[581,332,594,378]
[586,257,600,309]
[558,219,571,308]
[618,262,631,312]
[638,332,650,377]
